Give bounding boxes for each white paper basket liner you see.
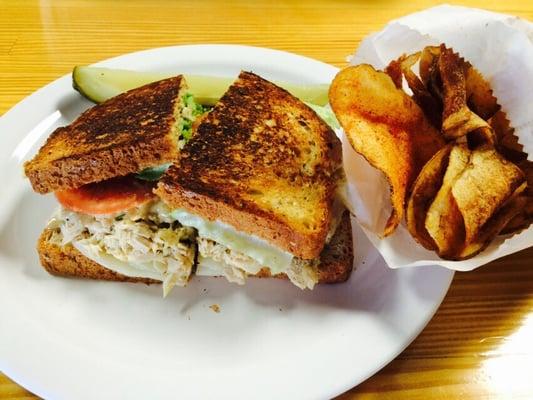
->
[342,5,533,271]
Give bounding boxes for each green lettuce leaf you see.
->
[305,102,340,130]
[136,163,171,181]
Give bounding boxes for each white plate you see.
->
[0,45,454,400]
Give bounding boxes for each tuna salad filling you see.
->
[195,237,320,289]
[47,195,337,293]
[47,201,196,296]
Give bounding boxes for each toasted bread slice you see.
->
[36,211,353,285]
[25,76,187,194]
[156,71,342,260]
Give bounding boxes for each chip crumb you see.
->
[209,304,220,313]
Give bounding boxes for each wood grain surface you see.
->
[1,0,532,399]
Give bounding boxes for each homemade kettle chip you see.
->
[406,144,453,251]
[459,182,527,259]
[438,47,495,144]
[499,159,533,234]
[385,51,442,128]
[332,41,531,260]
[329,64,444,236]
[465,67,499,121]
[419,46,441,88]
[407,142,527,259]
[392,45,500,144]
[424,143,470,258]
[451,147,525,245]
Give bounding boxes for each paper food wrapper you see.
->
[342,5,533,271]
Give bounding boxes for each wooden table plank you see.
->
[1,1,532,398]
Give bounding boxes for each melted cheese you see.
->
[171,209,293,273]
[73,241,164,281]
[196,255,247,284]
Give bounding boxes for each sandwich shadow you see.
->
[0,188,55,281]
[174,245,402,316]
[249,256,401,314]
[55,92,94,123]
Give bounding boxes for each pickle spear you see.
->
[72,66,330,106]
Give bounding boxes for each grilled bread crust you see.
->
[156,71,342,260]
[25,76,186,194]
[36,211,353,285]
[37,228,157,284]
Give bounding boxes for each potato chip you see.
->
[332,43,529,260]
[384,58,403,89]
[439,47,495,144]
[451,147,525,245]
[490,110,528,164]
[459,182,527,259]
[387,52,442,128]
[502,197,533,234]
[501,160,533,233]
[419,46,441,87]
[421,47,445,106]
[425,143,470,257]
[406,144,453,251]
[465,67,499,120]
[394,52,421,89]
[490,110,513,141]
[329,64,445,236]
[410,143,526,260]
[489,111,530,232]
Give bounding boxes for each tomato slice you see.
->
[55,175,156,216]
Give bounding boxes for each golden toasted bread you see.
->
[25,76,187,194]
[36,211,353,285]
[156,71,343,260]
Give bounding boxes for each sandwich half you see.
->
[156,71,354,289]
[26,76,205,295]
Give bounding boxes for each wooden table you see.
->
[1,1,532,398]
